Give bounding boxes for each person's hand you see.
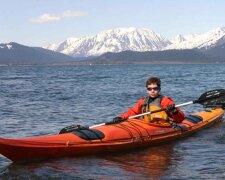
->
[112,116,126,123]
[166,104,178,114]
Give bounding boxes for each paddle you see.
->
[59,89,225,133]
[89,89,225,128]
[128,88,225,119]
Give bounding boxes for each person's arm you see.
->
[161,96,185,123]
[119,98,145,120]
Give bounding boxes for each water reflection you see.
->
[1,142,179,179]
[99,143,179,178]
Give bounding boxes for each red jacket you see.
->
[119,96,185,123]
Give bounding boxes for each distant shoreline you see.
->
[1,61,225,67]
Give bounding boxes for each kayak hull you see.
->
[0,108,224,162]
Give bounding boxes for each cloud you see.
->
[30,14,60,23]
[30,10,87,23]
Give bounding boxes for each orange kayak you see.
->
[0,108,224,162]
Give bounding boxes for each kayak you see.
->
[0,108,224,162]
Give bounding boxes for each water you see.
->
[0,64,225,179]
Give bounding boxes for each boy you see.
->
[113,77,185,124]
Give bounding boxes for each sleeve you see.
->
[119,98,145,119]
[160,96,185,123]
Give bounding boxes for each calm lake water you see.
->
[0,64,225,179]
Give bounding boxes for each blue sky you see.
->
[1,0,225,47]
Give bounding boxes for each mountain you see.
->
[203,42,225,59]
[46,27,225,58]
[167,27,225,50]
[0,42,75,65]
[46,27,171,57]
[1,27,225,65]
[87,49,222,64]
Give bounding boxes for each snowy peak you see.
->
[167,27,225,50]
[171,35,186,44]
[46,27,171,57]
[96,28,166,43]
[0,42,15,50]
[89,28,170,54]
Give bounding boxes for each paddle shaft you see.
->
[128,89,225,119]
[60,89,225,133]
[128,101,193,119]
[90,101,193,128]
[90,123,107,128]
[89,89,225,129]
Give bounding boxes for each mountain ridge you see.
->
[46,27,171,57]
[88,49,223,64]
[46,27,225,57]
[1,27,225,65]
[0,42,75,65]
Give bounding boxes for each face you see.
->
[146,83,160,98]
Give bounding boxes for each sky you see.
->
[1,0,225,47]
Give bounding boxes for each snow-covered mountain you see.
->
[46,28,171,57]
[167,27,225,50]
[46,27,225,57]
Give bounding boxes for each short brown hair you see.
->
[146,77,161,88]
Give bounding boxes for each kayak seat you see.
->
[70,129,105,140]
[185,115,203,124]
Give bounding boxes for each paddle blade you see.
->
[202,96,225,109]
[195,89,225,108]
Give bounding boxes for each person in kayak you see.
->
[113,77,185,125]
